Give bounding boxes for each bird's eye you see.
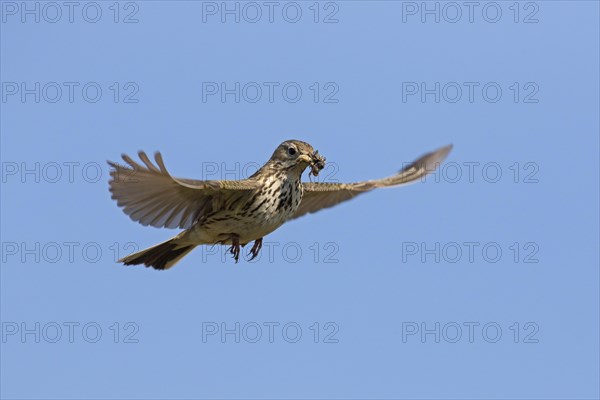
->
[287,147,297,156]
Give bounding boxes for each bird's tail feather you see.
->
[119,238,196,270]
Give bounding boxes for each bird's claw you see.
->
[228,235,241,263]
[248,238,263,261]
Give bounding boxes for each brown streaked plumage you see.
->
[108,140,452,269]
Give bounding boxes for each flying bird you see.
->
[108,140,452,269]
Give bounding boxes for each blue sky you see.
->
[1,1,599,399]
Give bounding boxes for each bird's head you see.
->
[270,140,326,176]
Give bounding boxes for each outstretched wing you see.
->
[290,144,453,220]
[108,152,258,229]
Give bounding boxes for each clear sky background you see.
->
[1,1,599,399]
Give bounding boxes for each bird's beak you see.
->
[298,154,312,164]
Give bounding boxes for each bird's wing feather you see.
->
[291,144,452,220]
[108,151,259,229]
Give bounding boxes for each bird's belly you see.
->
[187,213,287,244]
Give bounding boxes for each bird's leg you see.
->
[248,238,263,261]
[228,234,241,263]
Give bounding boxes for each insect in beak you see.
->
[309,150,326,177]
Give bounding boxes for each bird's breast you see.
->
[241,175,303,223]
